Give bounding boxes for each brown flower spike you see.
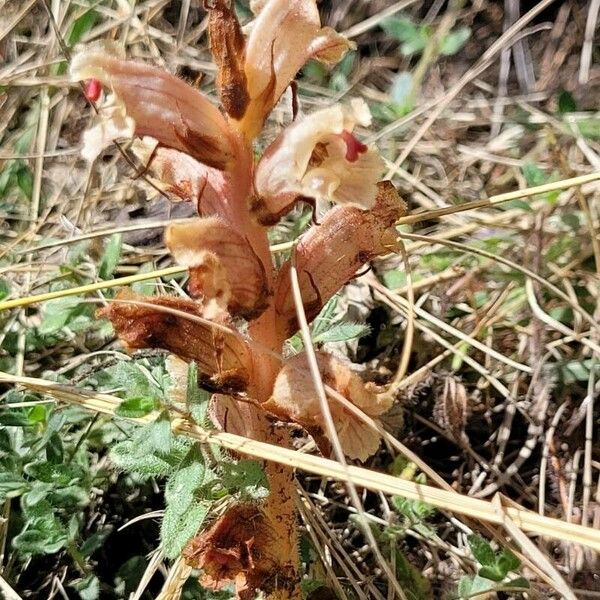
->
[73,1,406,597]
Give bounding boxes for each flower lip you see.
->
[340,130,368,162]
[84,78,102,102]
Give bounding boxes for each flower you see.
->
[252,99,384,224]
[235,0,353,138]
[70,43,239,167]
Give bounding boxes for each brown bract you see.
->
[100,291,252,393]
[274,180,407,338]
[183,504,296,600]
[166,217,270,320]
[206,0,250,120]
[265,352,392,461]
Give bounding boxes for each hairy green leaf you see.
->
[115,396,156,419]
[467,535,496,568]
[99,233,122,280]
[161,500,209,559]
[440,27,471,56]
[221,459,269,500]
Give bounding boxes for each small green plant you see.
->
[109,360,269,560]
[378,15,471,116]
[456,535,529,598]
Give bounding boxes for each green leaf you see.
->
[111,361,162,402]
[0,472,29,500]
[496,548,520,574]
[38,297,88,335]
[467,535,496,567]
[574,118,600,140]
[146,411,172,455]
[521,163,547,187]
[457,575,495,598]
[392,496,436,524]
[478,564,505,582]
[381,17,419,42]
[24,462,84,486]
[394,550,432,600]
[0,411,31,427]
[382,270,406,289]
[402,25,430,55]
[110,440,175,477]
[115,396,156,418]
[16,165,33,199]
[27,404,47,424]
[164,445,206,516]
[73,574,100,600]
[312,321,370,344]
[311,295,339,339]
[12,527,69,555]
[221,459,269,500]
[497,199,533,212]
[440,26,471,56]
[161,500,209,559]
[390,71,413,109]
[99,233,122,280]
[0,278,9,300]
[66,9,98,47]
[186,362,210,426]
[504,576,530,589]
[46,432,64,464]
[80,528,112,557]
[557,90,576,114]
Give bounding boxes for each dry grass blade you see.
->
[2,372,600,555]
[0,266,186,311]
[395,171,600,225]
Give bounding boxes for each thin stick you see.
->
[395,171,600,226]
[0,266,186,311]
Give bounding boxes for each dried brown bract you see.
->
[205,0,250,120]
[274,181,406,337]
[183,504,296,600]
[100,291,252,394]
[434,376,470,445]
[166,217,270,320]
[265,352,392,461]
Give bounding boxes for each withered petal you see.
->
[99,291,252,394]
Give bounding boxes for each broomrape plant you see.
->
[70,1,406,597]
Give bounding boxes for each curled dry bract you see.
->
[166,217,270,320]
[100,291,252,394]
[266,352,392,461]
[274,180,407,337]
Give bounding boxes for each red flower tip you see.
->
[340,129,368,162]
[84,78,102,102]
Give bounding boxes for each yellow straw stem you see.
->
[396,171,600,225]
[0,265,186,312]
